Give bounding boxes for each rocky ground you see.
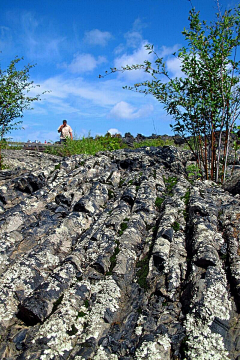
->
[0,146,239,360]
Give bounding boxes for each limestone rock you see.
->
[0,146,239,360]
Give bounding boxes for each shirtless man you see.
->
[58,120,73,143]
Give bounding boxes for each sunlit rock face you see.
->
[0,147,240,360]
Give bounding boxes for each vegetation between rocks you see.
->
[43,134,176,157]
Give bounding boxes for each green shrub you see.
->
[163,176,178,196]
[77,311,87,318]
[84,299,90,308]
[45,133,176,158]
[155,197,164,210]
[136,257,149,290]
[172,221,180,231]
[118,221,128,236]
[106,240,120,275]
[133,138,174,148]
[45,133,125,157]
[186,163,202,181]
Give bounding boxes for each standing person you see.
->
[58,120,73,143]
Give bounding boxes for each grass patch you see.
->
[106,240,120,275]
[0,163,10,170]
[155,197,164,210]
[44,133,176,158]
[186,163,202,181]
[220,253,227,260]
[1,140,24,150]
[172,221,180,231]
[133,138,175,148]
[77,311,87,318]
[136,257,149,290]
[45,133,125,157]
[84,299,90,308]
[182,190,190,205]
[163,176,178,196]
[118,220,129,236]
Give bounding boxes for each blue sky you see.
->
[0,0,239,143]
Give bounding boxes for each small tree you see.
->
[102,5,240,183]
[0,56,44,167]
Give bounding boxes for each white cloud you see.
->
[108,101,153,120]
[124,31,143,48]
[114,42,154,81]
[114,18,147,53]
[159,44,180,57]
[124,18,148,48]
[113,42,183,81]
[114,43,125,55]
[166,57,183,77]
[84,29,112,46]
[108,102,136,119]
[107,128,121,135]
[65,53,107,74]
[31,75,127,114]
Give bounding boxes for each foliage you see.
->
[182,190,190,206]
[2,141,24,150]
[155,197,164,210]
[77,311,87,318]
[45,133,178,157]
[172,221,180,231]
[0,56,45,168]
[84,300,89,308]
[45,133,125,157]
[186,163,202,181]
[103,5,240,183]
[106,240,120,275]
[163,176,178,196]
[133,138,174,148]
[136,257,149,290]
[118,220,129,236]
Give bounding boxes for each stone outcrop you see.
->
[0,147,239,360]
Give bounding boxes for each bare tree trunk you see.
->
[216,128,223,183]
[204,134,208,180]
[223,129,230,183]
[211,126,215,180]
[222,127,228,183]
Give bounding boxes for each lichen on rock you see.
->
[0,147,239,359]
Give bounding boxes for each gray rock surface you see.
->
[223,168,240,195]
[0,147,239,359]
